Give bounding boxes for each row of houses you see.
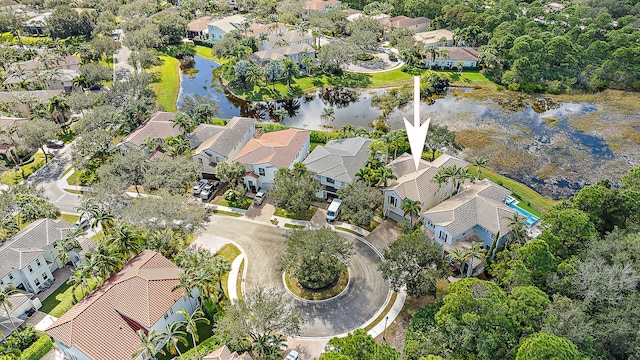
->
[121,113,527,269]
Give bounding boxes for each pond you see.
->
[178,56,639,200]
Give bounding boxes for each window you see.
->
[326,177,335,184]
[387,195,398,207]
[0,280,3,285]
[439,231,448,242]
[34,279,40,286]
[9,274,13,280]
[36,259,41,267]
[259,168,265,176]
[164,313,169,320]
[43,273,48,280]
[170,308,174,315]
[28,265,33,272]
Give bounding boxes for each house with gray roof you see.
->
[303,137,372,199]
[189,117,256,179]
[422,179,521,274]
[0,292,41,341]
[259,29,313,51]
[249,43,315,67]
[0,219,74,295]
[383,153,468,224]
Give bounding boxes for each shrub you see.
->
[20,335,52,360]
[181,336,221,360]
[201,297,219,320]
[193,38,214,48]
[5,325,39,351]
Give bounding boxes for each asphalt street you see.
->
[27,145,81,214]
[199,216,390,337]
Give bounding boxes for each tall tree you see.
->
[163,322,188,360]
[177,308,210,348]
[281,59,299,88]
[336,181,382,228]
[0,284,20,334]
[321,107,335,142]
[516,332,583,360]
[216,161,247,187]
[16,117,61,163]
[401,198,421,229]
[133,329,166,360]
[271,163,319,216]
[423,124,463,161]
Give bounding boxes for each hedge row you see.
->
[20,335,52,360]
[181,336,222,360]
[193,38,214,48]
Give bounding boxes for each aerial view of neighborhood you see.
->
[0,0,639,358]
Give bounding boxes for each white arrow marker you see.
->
[403,76,431,172]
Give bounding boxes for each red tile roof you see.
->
[232,128,310,168]
[45,250,184,360]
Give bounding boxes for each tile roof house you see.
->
[249,43,316,67]
[0,292,41,340]
[303,137,372,199]
[428,47,480,69]
[208,14,246,42]
[0,90,64,116]
[118,112,183,155]
[422,179,521,275]
[383,153,468,224]
[46,250,200,360]
[204,345,254,360]
[187,15,216,39]
[259,29,314,51]
[4,55,81,92]
[383,16,431,34]
[0,219,74,295]
[232,128,311,191]
[414,29,455,47]
[249,22,287,39]
[303,0,341,18]
[189,117,256,178]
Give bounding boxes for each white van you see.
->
[326,198,342,222]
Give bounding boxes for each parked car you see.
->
[46,139,64,148]
[253,190,266,205]
[74,217,91,230]
[326,198,342,222]
[284,350,300,360]
[193,179,209,195]
[201,181,219,201]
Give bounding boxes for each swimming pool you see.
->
[507,202,539,227]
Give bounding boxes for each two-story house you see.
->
[117,112,183,156]
[423,179,521,275]
[187,16,216,40]
[208,14,246,42]
[46,250,200,360]
[303,137,371,199]
[258,30,314,51]
[383,153,468,224]
[189,117,256,179]
[0,219,74,295]
[383,16,431,35]
[249,43,316,67]
[232,128,311,191]
[3,55,80,92]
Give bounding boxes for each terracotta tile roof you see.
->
[304,0,341,10]
[384,16,430,29]
[119,111,182,148]
[249,22,286,37]
[423,179,517,238]
[188,16,216,32]
[45,250,185,360]
[233,128,310,168]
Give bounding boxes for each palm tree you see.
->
[446,248,466,273]
[401,198,422,228]
[281,59,299,88]
[472,157,488,182]
[302,56,317,76]
[374,167,396,188]
[163,322,188,359]
[177,308,210,348]
[53,228,82,268]
[108,223,142,259]
[47,95,70,126]
[68,263,94,300]
[506,212,527,247]
[426,46,439,68]
[355,168,375,186]
[320,107,335,142]
[142,136,159,152]
[172,270,198,309]
[0,284,20,334]
[211,255,231,301]
[246,65,263,89]
[90,242,124,279]
[273,108,288,122]
[340,125,355,138]
[464,243,486,277]
[133,329,166,360]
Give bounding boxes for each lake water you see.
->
[178,56,639,199]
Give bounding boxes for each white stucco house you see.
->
[383,153,469,224]
[232,128,311,191]
[0,292,42,340]
[189,117,256,179]
[427,47,480,69]
[259,30,314,51]
[423,179,521,275]
[0,218,75,295]
[46,250,200,360]
[302,137,372,199]
[208,14,246,42]
[249,43,316,67]
[414,29,455,47]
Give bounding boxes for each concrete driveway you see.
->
[194,216,390,337]
[27,145,81,214]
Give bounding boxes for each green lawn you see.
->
[217,197,252,210]
[212,209,242,217]
[148,55,181,112]
[274,206,317,221]
[40,279,99,318]
[0,152,46,185]
[194,45,229,65]
[58,214,80,225]
[156,320,214,360]
[466,166,559,214]
[215,243,241,262]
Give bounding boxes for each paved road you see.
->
[113,29,135,81]
[27,145,81,214]
[195,216,390,337]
